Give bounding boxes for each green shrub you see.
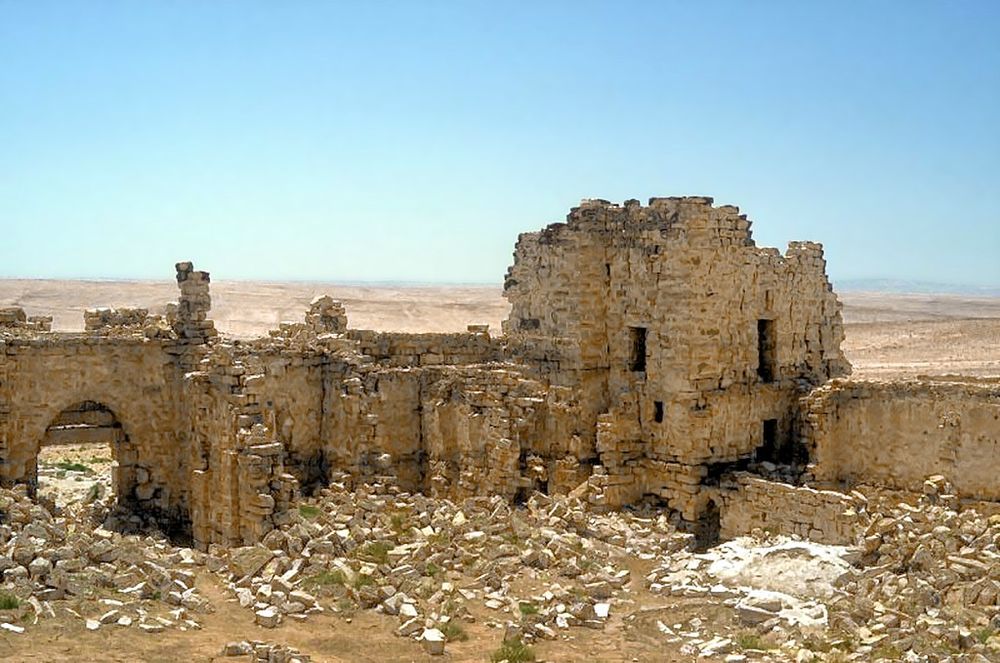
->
[298,504,320,519]
[872,644,903,659]
[389,511,408,533]
[0,591,19,610]
[55,461,91,473]
[801,634,832,653]
[306,570,346,587]
[735,631,775,651]
[335,597,356,617]
[490,638,535,663]
[351,573,375,589]
[359,541,391,565]
[440,620,469,642]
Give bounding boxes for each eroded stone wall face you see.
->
[503,197,850,517]
[803,379,1000,500]
[268,359,579,501]
[177,322,577,546]
[346,329,503,367]
[717,474,861,545]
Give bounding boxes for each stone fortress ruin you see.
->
[2,196,998,553]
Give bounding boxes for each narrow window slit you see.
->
[629,326,647,372]
[757,319,776,382]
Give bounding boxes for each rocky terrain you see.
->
[5,456,1000,661]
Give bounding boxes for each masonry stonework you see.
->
[1,197,996,550]
[803,378,1000,499]
[503,197,850,520]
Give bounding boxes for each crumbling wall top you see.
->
[1,307,52,333]
[523,196,755,252]
[84,307,149,331]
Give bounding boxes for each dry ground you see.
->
[836,292,1000,378]
[2,574,677,663]
[2,279,998,378]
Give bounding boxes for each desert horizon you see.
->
[3,277,999,381]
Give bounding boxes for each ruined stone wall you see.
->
[186,372,242,545]
[1,307,52,332]
[185,343,305,547]
[502,211,611,446]
[214,339,422,496]
[717,474,862,545]
[227,343,586,505]
[346,329,503,367]
[803,379,1000,500]
[84,307,149,331]
[316,362,583,498]
[357,367,424,487]
[181,328,582,543]
[0,263,306,548]
[247,353,327,476]
[418,365,581,499]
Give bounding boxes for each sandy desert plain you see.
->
[2,278,999,379]
[0,279,998,663]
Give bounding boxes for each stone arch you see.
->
[26,385,159,484]
[0,342,183,497]
[1,347,192,541]
[33,400,138,506]
[24,389,191,541]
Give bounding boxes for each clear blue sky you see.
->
[2,1,998,287]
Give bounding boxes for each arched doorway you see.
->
[35,401,136,509]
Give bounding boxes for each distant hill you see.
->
[836,279,1000,297]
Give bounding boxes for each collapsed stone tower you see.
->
[503,197,850,519]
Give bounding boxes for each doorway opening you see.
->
[754,419,784,463]
[693,499,722,551]
[36,401,126,508]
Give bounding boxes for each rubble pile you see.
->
[222,639,311,662]
[826,479,1000,659]
[641,479,1000,661]
[0,485,210,636]
[4,466,1000,660]
[213,475,689,651]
